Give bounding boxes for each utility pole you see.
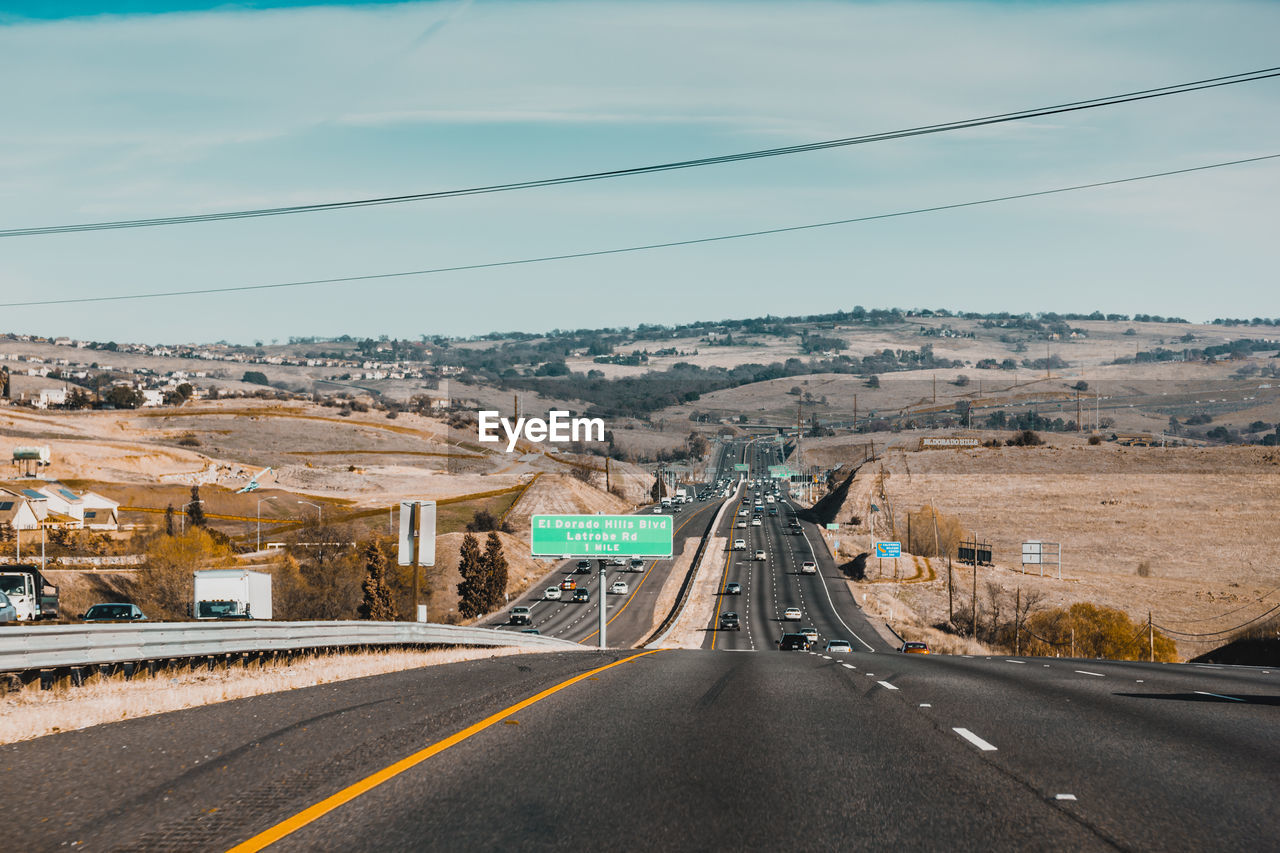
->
[853,394,857,431]
[1015,588,1021,655]
[605,456,611,492]
[1071,626,1076,658]
[971,559,978,639]
[947,556,954,625]
[932,374,936,404]
[1076,392,1082,432]
[1149,611,1154,662]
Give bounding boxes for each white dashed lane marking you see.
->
[954,728,998,751]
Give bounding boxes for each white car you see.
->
[653,507,664,513]
[754,549,767,561]
[800,561,817,574]
[609,581,629,595]
[751,518,762,527]
[735,521,747,529]
[783,607,802,621]
[545,587,562,601]
[629,558,646,572]
[738,509,749,517]
[733,539,746,550]
[609,557,626,566]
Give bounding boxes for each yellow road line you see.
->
[579,502,714,644]
[226,650,660,853]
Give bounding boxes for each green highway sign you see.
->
[769,465,798,479]
[734,463,749,472]
[531,514,674,558]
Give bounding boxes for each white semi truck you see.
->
[193,569,272,620]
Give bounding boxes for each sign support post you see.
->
[598,560,607,649]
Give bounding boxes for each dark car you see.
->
[81,603,146,621]
[719,611,740,631]
[575,560,592,574]
[725,582,742,595]
[777,633,810,651]
[572,588,591,602]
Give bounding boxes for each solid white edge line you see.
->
[953,728,998,751]
[1075,670,1105,677]
[1195,690,1245,702]
[1005,659,1025,664]
[797,524,876,652]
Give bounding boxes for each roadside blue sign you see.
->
[875,541,901,559]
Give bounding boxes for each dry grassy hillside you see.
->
[503,474,632,536]
[815,442,1280,659]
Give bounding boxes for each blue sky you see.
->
[1,0,1278,344]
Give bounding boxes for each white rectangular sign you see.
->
[1021,541,1042,565]
[398,500,436,566]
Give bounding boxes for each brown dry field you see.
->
[817,442,1280,659]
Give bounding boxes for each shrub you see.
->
[1006,429,1044,447]
[1087,434,1102,445]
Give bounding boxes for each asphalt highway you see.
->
[7,440,1275,851]
[4,648,1274,851]
[482,442,737,648]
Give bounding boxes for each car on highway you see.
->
[559,578,577,591]
[653,506,663,513]
[800,627,818,644]
[575,560,592,574]
[738,509,749,517]
[572,588,591,602]
[777,633,810,651]
[544,586,562,600]
[0,591,15,622]
[509,606,532,626]
[754,549,767,561]
[718,611,740,631]
[782,607,802,621]
[609,581,629,595]
[751,518,762,526]
[768,507,778,516]
[900,641,931,655]
[735,521,746,529]
[825,640,853,653]
[81,603,146,621]
[800,561,817,574]
[725,582,741,595]
[609,557,626,566]
[629,558,646,572]
[733,539,746,550]
[673,505,682,513]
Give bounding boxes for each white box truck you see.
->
[193,569,272,620]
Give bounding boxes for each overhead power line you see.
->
[3,66,1279,239]
[2,152,1276,309]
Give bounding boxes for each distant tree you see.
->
[953,374,970,387]
[866,375,880,388]
[176,383,194,400]
[187,485,206,528]
[1247,421,1271,433]
[482,532,508,612]
[104,385,144,409]
[138,528,234,619]
[467,509,513,533]
[357,539,397,620]
[1073,380,1089,391]
[456,533,486,618]
[1006,430,1044,447]
[164,504,175,536]
[242,371,269,385]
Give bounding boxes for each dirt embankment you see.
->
[809,443,1280,660]
[502,474,632,537]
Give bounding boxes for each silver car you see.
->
[0,591,15,622]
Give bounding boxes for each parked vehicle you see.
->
[0,591,16,622]
[193,569,272,619]
[0,565,60,621]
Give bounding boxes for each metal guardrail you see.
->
[0,620,581,673]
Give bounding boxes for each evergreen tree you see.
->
[187,485,206,528]
[357,539,397,621]
[456,533,486,618]
[164,504,175,536]
[482,532,508,612]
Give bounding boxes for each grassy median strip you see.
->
[226,649,660,853]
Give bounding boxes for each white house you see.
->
[0,489,41,533]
